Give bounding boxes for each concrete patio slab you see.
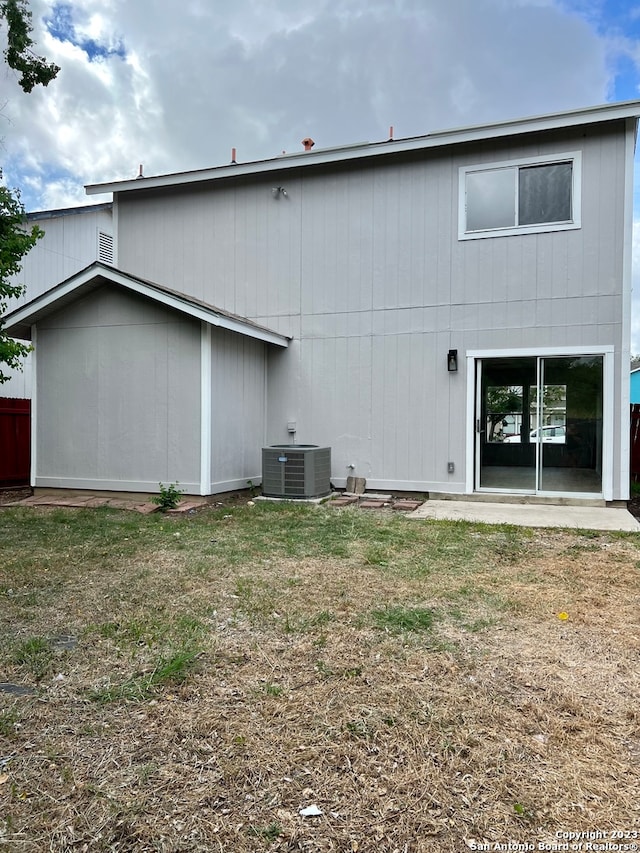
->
[408,500,640,531]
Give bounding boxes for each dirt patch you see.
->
[627,494,640,520]
[0,486,32,504]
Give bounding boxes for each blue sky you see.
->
[3,0,640,347]
[5,0,640,210]
[45,3,125,62]
[565,0,640,99]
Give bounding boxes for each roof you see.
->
[86,100,640,197]
[3,262,290,348]
[27,202,112,221]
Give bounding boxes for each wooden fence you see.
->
[0,398,31,487]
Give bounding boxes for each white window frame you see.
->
[458,151,582,240]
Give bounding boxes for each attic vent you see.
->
[262,445,331,499]
[97,230,114,265]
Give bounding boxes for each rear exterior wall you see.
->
[114,122,630,496]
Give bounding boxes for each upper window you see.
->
[459,152,581,240]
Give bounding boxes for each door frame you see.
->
[465,346,614,500]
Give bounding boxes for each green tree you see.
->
[1,0,59,92]
[0,186,42,382]
[1,0,59,382]
[485,385,523,441]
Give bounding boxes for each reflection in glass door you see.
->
[538,357,603,494]
[476,355,603,495]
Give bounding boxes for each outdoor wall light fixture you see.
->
[447,349,458,372]
[271,186,288,198]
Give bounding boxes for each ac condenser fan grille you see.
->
[262,445,331,499]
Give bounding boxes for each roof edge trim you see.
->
[86,100,640,196]
[3,262,290,347]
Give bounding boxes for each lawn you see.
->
[0,501,639,852]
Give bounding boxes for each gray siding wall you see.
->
[210,328,266,491]
[115,122,629,496]
[36,286,201,493]
[3,206,113,399]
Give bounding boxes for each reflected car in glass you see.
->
[503,426,566,444]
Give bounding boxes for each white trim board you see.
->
[467,345,614,358]
[200,323,212,496]
[33,477,201,494]
[30,325,37,489]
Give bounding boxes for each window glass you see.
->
[529,383,567,443]
[519,163,572,226]
[466,168,515,232]
[485,385,523,443]
[461,155,578,238]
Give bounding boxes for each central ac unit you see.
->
[262,445,331,499]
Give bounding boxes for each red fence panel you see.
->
[0,398,31,487]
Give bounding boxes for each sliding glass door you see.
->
[476,355,603,495]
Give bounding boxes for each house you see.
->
[1,202,113,399]
[4,100,639,502]
[631,366,640,405]
[0,203,112,487]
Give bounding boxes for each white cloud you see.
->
[4,0,640,349]
[1,0,614,204]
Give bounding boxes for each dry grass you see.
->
[0,502,639,852]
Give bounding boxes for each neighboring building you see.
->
[631,367,640,405]
[4,101,639,502]
[1,203,113,398]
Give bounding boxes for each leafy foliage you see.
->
[485,384,523,441]
[0,185,41,382]
[151,482,184,511]
[1,0,59,92]
[0,1,58,380]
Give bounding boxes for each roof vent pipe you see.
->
[231,147,237,164]
[302,137,315,151]
[388,125,394,141]
[136,164,144,179]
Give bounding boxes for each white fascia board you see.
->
[2,272,96,338]
[85,101,640,197]
[5,265,289,348]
